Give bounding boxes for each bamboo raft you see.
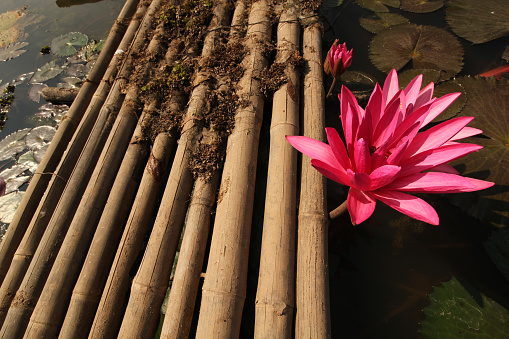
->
[0,0,331,337]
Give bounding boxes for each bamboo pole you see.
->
[0,2,159,338]
[254,7,300,338]
[0,0,141,286]
[117,2,232,338]
[22,8,166,339]
[0,2,148,328]
[159,3,247,337]
[295,17,331,338]
[195,0,272,336]
[88,41,184,339]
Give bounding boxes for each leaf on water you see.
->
[0,163,29,181]
[4,175,30,195]
[432,79,467,122]
[33,143,49,163]
[420,277,509,338]
[51,32,88,57]
[0,42,28,62]
[370,23,463,79]
[356,0,400,12]
[450,76,509,227]
[28,83,48,103]
[0,128,31,161]
[484,227,509,283]
[0,191,24,224]
[322,0,344,9]
[29,60,65,84]
[360,12,409,34]
[11,72,34,86]
[447,0,509,44]
[400,0,444,13]
[17,150,39,173]
[34,103,68,124]
[341,70,377,86]
[397,68,441,88]
[25,125,56,150]
[60,77,81,88]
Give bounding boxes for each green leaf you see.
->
[447,0,509,44]
[0,191,24,223]
[0,42,28,62]
[0,128,31,161]
[51,32,88,57]
[369,24,463,79]
[484,227,509,284]
[360,12,409,34]
[30,60,65,83]
[322,0,344,9]
[356,0,400,12]
[400,0,444,13]
[421,277,509,338]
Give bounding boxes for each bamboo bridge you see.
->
[0,0,331,337]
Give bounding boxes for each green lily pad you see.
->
[30,60,65,83]
[432,79,467,122]
[397,68,441,88]
[370,24,463,79]
[51,32,88,57]
[0,191,24,223]
[360,13,409,34]
[0,128,30,161]
[17,150,39,173]
[400,0,444,13]
[356,0,400,12]
[451,76,509,227]
[421,277,509,338]
[484,227,509,283]
[25,126,56,150]
[0,42,28,62]
[447,0,509,44]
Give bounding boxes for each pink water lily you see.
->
[287,69,494,225]
[325,39,353,98]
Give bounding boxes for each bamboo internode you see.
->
[0,0,333,337]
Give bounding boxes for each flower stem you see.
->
[326,77,338,99]
[329,200,347,219]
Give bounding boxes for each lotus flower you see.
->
[287,69,494,225]
[325,40,353,98]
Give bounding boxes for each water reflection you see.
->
[56,0,104,8]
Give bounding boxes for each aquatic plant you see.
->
[287,69,494,225]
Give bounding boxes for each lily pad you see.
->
[451,76,509,227]
[30,61,65,84]
[17,151,39,173]
[397,68,441,88]
[66,64,88,77]
[370,23,463,79]
[360,13,409,34]
[33,144,50,163]
[0,42,28,62]
[322,0,344,8]
[421,277,509,338]
[0,128,30,161]
[0,191,24,223]
[400,0,444,13]
[447,0,509,44]
[0,8,29,47]
[11,72,34,86]
[29,83,48,103]
[25,126,56,150]
[432,79,467,122]
[484,227,509,283]
[356,0,400,12]
[51,32,88,57]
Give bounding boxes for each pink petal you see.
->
[372,94,403,148]
[311,159,350,186]
[372,190,439,225]
[389,102,434,149]
[369,165,401,190]
[325,127,351,170]
[422,92,462,127]
[450,127,483,141]
[399,143,483,177]
[286,135,339,168]
[385,172,483,193]
[464,177,494,191]
[428,163,459,174]
[403,116,474,158]
[414,82,434,109]
[383,69,399,105]
[366,83,384,131]
[354,138,371,173]
[386,138,410,165]
[347,169,371,191]
[347,187,377,225]
[403,74,423,113]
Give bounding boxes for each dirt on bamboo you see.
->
[116,2,234,338]
[0,0,141,287]
[0,4,149,330]
[254,3,301,337]
[295,13,331,338]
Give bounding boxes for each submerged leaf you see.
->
[0,42,28,62]
[370,23,463,79]
[447,0,509,44]
[356,0,400,12]
[51,32,88,57]
[0,128,30,161]
[400,0,444,13]
[421,277,509,338]
[0,191,24,223]
[451,76,509,227]
[30,60,65,83]
[360,13,409,34]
